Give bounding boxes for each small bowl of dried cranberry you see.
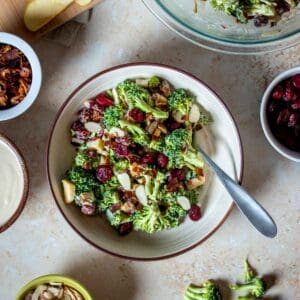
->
[0,32,42,121]
[260,66,300,162]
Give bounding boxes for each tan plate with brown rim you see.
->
[0,133,29,233]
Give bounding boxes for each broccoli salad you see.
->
[194,0,299,26]
[62,76,211,235]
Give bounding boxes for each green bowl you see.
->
[15,274,93,300]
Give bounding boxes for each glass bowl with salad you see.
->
[143,0,300,54]
[47,64,243,260]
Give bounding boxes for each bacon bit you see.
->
[195,168,204,176]
[111,203,121,213]
[160,80,172,97]
[152,127,162,139]
[146,113,154,122]
[130,162,143,177]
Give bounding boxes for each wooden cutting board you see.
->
[0,0,103,42]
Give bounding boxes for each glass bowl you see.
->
[143,0,300,54]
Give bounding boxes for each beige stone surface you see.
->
[0,0,299,299]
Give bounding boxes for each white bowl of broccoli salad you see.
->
[47,63,243,260]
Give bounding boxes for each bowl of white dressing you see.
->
[0,133,28,233]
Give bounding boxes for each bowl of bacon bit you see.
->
[47,63,243,260]
[0,32,42,121]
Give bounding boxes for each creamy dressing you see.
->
[0,140,24,227]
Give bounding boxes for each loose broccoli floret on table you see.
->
[184,280,223,300]
[230,260,266,298]
[230,278,266,298]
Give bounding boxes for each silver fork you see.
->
[196,146,277,238]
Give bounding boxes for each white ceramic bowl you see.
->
[0,133,29,233]
[0,32,42,121]
[47,63,243,260]
[260,66,300,162]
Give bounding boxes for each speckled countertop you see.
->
[0,1,299,299]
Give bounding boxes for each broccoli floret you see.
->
[74,151,99,169]
[94,176,119,199]
[99,190,120,212]
[103,105,123,130]
[184,281,223,300]
[117,80,169,119]
[230,278,266,298]
[165,128,192,151]
[114,159,130,172]
[143,171,167,201]
[119,120,150,146]
[165,129,204,169]
[67,166,97,194]
[164,204,186,228]
[106,210,131,227]
[133,203,164,233]
[168,89,193,116]
[184,148,205,169]
[148,76,161,88]
[149,138,165,152]
[198,111,212,126]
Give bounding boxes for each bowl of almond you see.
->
[16,274,93,300]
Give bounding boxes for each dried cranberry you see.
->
[71,120,83,131]
[268,101,281,114]
[96,165,113,183]
[114,143,129,158]
[115,136,132,146]
[277,109,290,125]
[129,108,145,123]
[292,74,300,89]
[127,154,140,163]
[118,222,133,236]
[291,100,300,110]
[170,168,186,181]
[75,128,90,140]
[86,149,97,158]
[168,121,181,132]
[283,81,295,101]
[81,203,96,216]
[88,100,104,112]
[271,85,283,100]
[95,93,114,107]
[79,108,91,123]
[288,113,299,128]
[141,153,156,165]
[275,0,290,15]
[157,153,168,168]
[121,191,135,202]
[188,205,202,221]
[111,203,121,213]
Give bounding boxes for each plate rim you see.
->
[46,62,244,261]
